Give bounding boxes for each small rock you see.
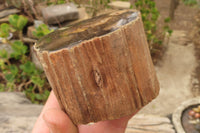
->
[0,116,38,133]
[0,43,13,57]
[63,7,89,26]
[42,3,79,24]
[35,3,47,16]
[0,16,9,24]
[0,92,31,105]
[34,20,44,28]
[23,37,37,44]
[78,8,89,20]
[49,26,59,31]
[0,33,13,43]
[31,45,43,70]
[27,26,37,39]
[0,8,20,19]
[0,92,43,133]
[108,1,131,9]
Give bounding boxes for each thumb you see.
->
[43,108,78,133]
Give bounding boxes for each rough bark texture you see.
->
[34,10,160,125]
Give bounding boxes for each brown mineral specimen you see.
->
[34,10,160,125]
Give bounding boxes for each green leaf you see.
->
[158,40,163,45]
[151,14,158,21]
[0,59,6,70]
[20,61,36,75]
[4,73,15,83]
[44,90,50,97]
[130,4,133,9]
[33,24,54,39]
[43,90,50,101]
[9,65,18,76]
[9,14,28,31]
[0,49,8,59]
[149,1,156,8]
[10,41,27,59]
[35,90,50,101]
[0,84,5,92]
[164,17,171,23]
[57,0,66,4]
[168,29,173,36]
[35,94,43,100]
[24,86,35,102]
[0,23,10,38]
[163,25,169,31]
[31,75,45,87]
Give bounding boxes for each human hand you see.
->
[32,91,135,133]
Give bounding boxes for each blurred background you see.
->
[0,0,200,132]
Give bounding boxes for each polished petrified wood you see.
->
[34,10,160,125]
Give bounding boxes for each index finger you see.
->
[32,90,60,133]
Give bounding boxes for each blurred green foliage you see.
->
[0,14,50,104]
[134,0,172,51]
[33,24,54,39]
[182,0,197,6]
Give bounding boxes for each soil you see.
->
[151,0,197,64]
[155,0,200,97]
[155,0,197,31]
[139,1,200,116]
[190,11,200,96]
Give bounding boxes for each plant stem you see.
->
[19,30,23,42]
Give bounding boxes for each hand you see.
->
[32,91,135,133]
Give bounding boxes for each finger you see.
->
[79,113,136,133]
[32,91,60,133]
[43,108,78,133]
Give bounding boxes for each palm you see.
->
[32,91,133,133]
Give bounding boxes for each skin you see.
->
[32,91,136,133]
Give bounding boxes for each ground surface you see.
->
[155,0,197,31]
[139,0,200,116]
[0,1,199,133]
[0,92,42,133]
[0,92,175,133]
[139,30,196,116]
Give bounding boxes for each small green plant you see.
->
[9,14,28,41]
[0,84,5,92]
[57,0,66,4]
[33,24,54,39]
[0,23,10,39]
[9,15,28,31]
[134,0,172,51]
[163,17,173,36]
[0,40,49,103]
[0,14,28,43]
[0,14,50,104]
[182,0,197,6]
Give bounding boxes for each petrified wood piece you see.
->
[34,10,160,125]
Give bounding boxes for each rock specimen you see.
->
[108,1,131,9]
[34,10,160,124]
[0,8,20,19]
[42,3,79,24]
[0,92,42,133]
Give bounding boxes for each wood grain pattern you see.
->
[34,10,160,124]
